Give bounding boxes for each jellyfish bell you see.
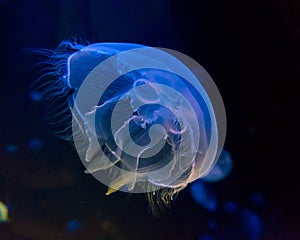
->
[32,39,226,214]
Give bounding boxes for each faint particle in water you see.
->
[0,201,9,223]
[4,144,17,154]
[223,200,238,214]
[66,219,81,233]
[207,220,217,230]
[242,209,263,240]
[101,220,118,236]
[202,149,233,182]
[198,233,214,240]
[28,90,42,102]
[28,138,43,151]
[31,38,226,215]
[249,193,265,208]
[190,180,217,212]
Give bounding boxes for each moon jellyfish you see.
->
[202,149,233,182]
[32,38,226,214]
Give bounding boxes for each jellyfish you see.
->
[32,38,226,214]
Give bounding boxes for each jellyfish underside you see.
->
[33,40,217,215]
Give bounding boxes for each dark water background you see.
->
[0,0,299,239]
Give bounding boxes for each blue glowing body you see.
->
[5,144,17,155]
[66,219,81,233]
[242,209,263,240]
[190,180,217,212]
[28,138,43,151]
